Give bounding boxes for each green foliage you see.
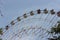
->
[50,23,60,34]
[57,23,60,28]
[48,21,60,40]
[51,27,60,34]
[0,28,3,35]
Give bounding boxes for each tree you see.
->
[48,21,60,40]
[0,28,3,35]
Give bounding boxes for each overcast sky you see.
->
[0,0,60,40]
[0,0,60,28]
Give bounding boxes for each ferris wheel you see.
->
[0,9,60,40]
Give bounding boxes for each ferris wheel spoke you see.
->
[0,9,60,40]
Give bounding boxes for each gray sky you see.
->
[0,0,60,40]
[0,0,60,28]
